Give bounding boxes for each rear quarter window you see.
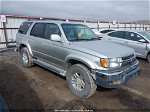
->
[18,22,33,34]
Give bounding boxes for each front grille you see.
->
[121,54,136,67]
[122,54,134,60]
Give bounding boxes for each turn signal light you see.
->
[100,59,108,68]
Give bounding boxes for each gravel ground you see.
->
[0,49,150,112]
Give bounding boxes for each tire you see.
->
[21,47,34,67]
[147,53,150,63]
[0,94,8,112]
[66,64,97,98]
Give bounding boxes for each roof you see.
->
[116,29,145,33]
[106,29,147,35]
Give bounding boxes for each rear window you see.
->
[18,22,33,34]
[100,30,114,34]
[139,32,150,40]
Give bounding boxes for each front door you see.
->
[124,32,146,57]
[42,23,67,68]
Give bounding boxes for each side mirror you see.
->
[97,36,103,39]
[139,39,146,43]
[50,34,61,42]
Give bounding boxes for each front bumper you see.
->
[92,60,140,88]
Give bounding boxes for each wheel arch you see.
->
[19,42,33,56]
[147,51,150,62]
[65,55,97,71]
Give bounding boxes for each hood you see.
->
[70,40,134,58]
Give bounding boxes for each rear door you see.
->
[107,31,126,45]
[124,32,146,57]
[29,23,46,59]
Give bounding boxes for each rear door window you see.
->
[108,31,125,39]
[18,22,33,34]
[30,23,45,38]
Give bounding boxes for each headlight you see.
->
[133,51,136,57]
[100,58,122,68]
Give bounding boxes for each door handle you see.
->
[43,43,47,46]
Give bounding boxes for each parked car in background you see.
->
[95,29,118,37]
[103,30,150,62]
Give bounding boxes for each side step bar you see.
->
[33,59,66,77]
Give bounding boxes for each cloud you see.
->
[1,0,149,22]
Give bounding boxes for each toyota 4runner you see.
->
[16,20,140,98]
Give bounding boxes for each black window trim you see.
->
[43,23,61,40]
[30,22,45,38]
[30,22,61,40]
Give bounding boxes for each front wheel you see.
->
[147,53,150,63]
[66,64,97,98]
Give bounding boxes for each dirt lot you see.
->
[0,49,150,111]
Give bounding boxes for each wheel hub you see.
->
[71,73,85,91]
[22,52,28,64]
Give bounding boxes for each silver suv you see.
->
[16,20,140,98]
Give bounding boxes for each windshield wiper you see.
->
[90,37,101,40]
[70,38,92,41]
[69,37,101,41]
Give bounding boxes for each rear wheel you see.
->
[0,94,8,111]
[66,64,97,98]
[21,47,34,67]
[147,53,150,63]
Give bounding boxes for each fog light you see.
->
[112,80,121,85]
[108,81,113,84]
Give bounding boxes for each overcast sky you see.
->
[1,0,150,22]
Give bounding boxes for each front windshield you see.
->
[61,24,98,41]
[139,32,150,40]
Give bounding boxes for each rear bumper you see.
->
[92,60,140,88]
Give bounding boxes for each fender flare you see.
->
[19,41,33,56]
[65,54,97,70]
